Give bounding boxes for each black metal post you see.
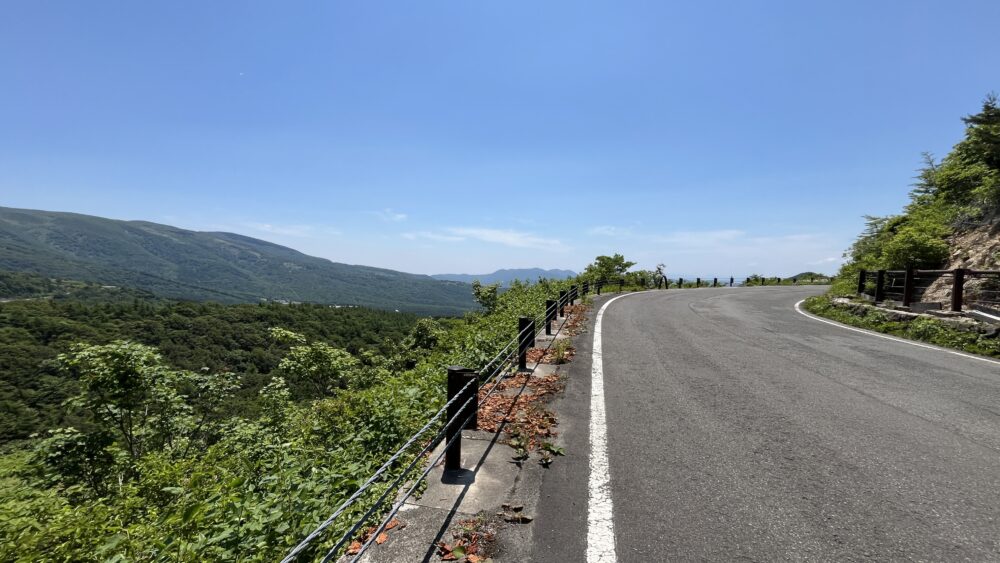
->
[679,277,684,288]
[545,299,555,335]
[874,270,886,303]
[446,366,478,471]
[857,269,867,295]
[558,290,567,317]
[696,277,701,288]
[518,316,534,372]
[951,268,965,312]
[618,279,624,291]
[596,281,602,295]
[730,276,734,287]
[583,281,589,295]
[713,277,718,287]
[570,285,577,305]
[902,267,915,307]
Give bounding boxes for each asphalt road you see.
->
[531,286,1000,562]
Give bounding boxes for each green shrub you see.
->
[880,228,950,269]
[803,296,1000,358]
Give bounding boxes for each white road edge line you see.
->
[794,299,1000,367]
[972,309,1000,322]
[588,291,644,563]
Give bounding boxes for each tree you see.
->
[271,327,360,398]
[404,318,443,350]
[471,280,500,313]
[881,228,950,269]
[31,427,116,497]
[58,341,194,460]
[962,92,1000,171]
[583,254,636,281]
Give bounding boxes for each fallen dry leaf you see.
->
[375,532,389,545]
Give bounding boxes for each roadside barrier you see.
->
[283,289,577,562]
[284,274,829,561]
[857,268,1000,314]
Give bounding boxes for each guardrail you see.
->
[283,285,582,562]
[284,274,831,560]
[590,275,830,292]
[856,268,1000,314]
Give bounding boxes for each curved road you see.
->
[531,286,1000,562]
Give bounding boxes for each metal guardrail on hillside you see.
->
[282,285,584,562]
[857,268,1000,315]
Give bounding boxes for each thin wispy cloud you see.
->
[651,229,746,247]
[242,222,340,238]
[401,227,567,252]
[376,208,408,222]
[808,256,844,265]
[244,223,310,237]
[402,231,464,242]
[588,225,633,237]
[447,227,566,251]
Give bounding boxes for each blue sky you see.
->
[2,1,997,277]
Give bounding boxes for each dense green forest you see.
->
[1,270,163,303]
[831,95,1000,293]
[0,292,419,442]
[0,258,597,561]
[0,206,477,316]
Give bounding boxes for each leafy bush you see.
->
[880,228,950,269]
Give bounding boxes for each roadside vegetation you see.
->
[0,295,418,442]
[0,255,630,561]
[803,295,1000,358]
[829,94,1000,295]
[806,94,1000,355]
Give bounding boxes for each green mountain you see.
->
[0,206,477,316]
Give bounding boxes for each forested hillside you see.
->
[0,263,583,561]
[833,95,1000,292]
[0,207,476,315]
[0,270,161,303]
[0,297,418,442]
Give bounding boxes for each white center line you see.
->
[588,291,643,563]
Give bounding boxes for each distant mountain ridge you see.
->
[432,268,578,285]
[0,206,477,316]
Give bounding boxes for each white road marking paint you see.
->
[971,309,1000,322]
[588,292,644,563]
[794,299,1000,367]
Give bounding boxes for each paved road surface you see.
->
[531,287,1000,562]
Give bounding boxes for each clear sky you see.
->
[2,1,997,277]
